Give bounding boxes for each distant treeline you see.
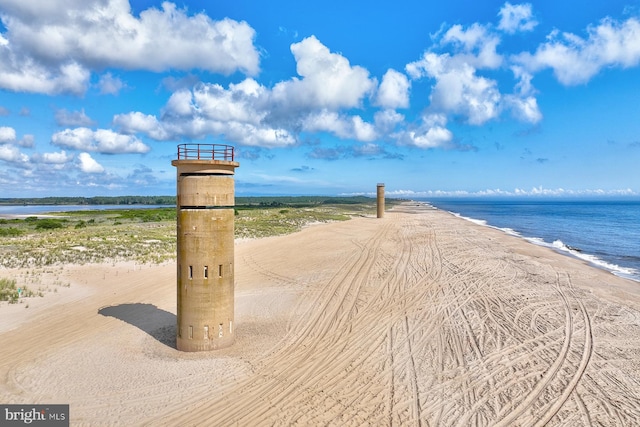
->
[236,195,378,208]
[0,195,390,207]
[0,196,176,206]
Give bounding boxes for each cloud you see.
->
[17,134,34,147]
[515,17,640,85]
[0,126,35,148]
[0,126,17,143]
[114,37,388,147]
[0,144,28,163]
[77,152,104,173]
[375,69,410,109]
[291,165,315,173]
[31,150,74,170]
[51,128,150,154]
[115,79,297,147]
[54,108,96,126]
[441,23,502,69]
[126,164,160,186]
[408,52,502,125]
[396,127,453,149]
[161,74,201,92]
[271,36,376,110]
[405,17,548,128]
[407,22,505,127]
[98,73,125,95]
[352,142,383,157]
[301,111,377,141]
[379,187,639,198]
[0,106,9,116]
[39,150,73,164]
[308,146,347,161]
[112,112,169,141]
[394,113,454,149]
[0,49,91,95]
[373,110,405,133]
[498,2,538,34]
[433,62,501,125]
[0,0,260,95]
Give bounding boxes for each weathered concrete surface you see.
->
[172,159,239,351]
[377,183,385,218]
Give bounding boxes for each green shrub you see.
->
[0,227,22,237]
[35,219,65,230]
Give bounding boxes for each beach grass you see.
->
[0,278,37,303]
[0,197,397,268]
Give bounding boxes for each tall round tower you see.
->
[171,144,239,352]
[377,183,385,218]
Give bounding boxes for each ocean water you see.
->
[422,199,640,282]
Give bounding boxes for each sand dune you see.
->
[2,203,640,425]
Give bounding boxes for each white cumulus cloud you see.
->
[77,152,104,173]
[54,108,96,126]
[0,144,28,163]
[395,114,453,149]
[498,2,538,34]
[115,34,385,147]
[441,23,502,69]
[408,52,502,125]
[113,112,170,141]
[302,110,377,142]
[515,17,640,85]
[98,73,125,95]
[0,126,17,143]
[51,128,150,154]
[115,79,296,147]
[272,36,376,110]
[375,69,410,109]
[41,150,73,164]
[0,0,260,95]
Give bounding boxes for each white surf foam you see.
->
[444,209,640,282]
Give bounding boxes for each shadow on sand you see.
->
[99,303,176,349]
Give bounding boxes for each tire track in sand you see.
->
[493,271,593,426]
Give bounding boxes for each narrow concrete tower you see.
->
[171,144,239,352]
[377,183,385,218]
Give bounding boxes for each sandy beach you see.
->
[2,203,640,425]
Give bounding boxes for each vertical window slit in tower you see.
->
[188,325,193,339]
[204,265,208,279]
[219,264,223,278]
[189,265,193,279]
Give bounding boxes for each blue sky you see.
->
[1,0,639,198]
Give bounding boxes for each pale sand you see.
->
[2,203,640,425]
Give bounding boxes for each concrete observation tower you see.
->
[377,183,385,218]
[171,144,239,352]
